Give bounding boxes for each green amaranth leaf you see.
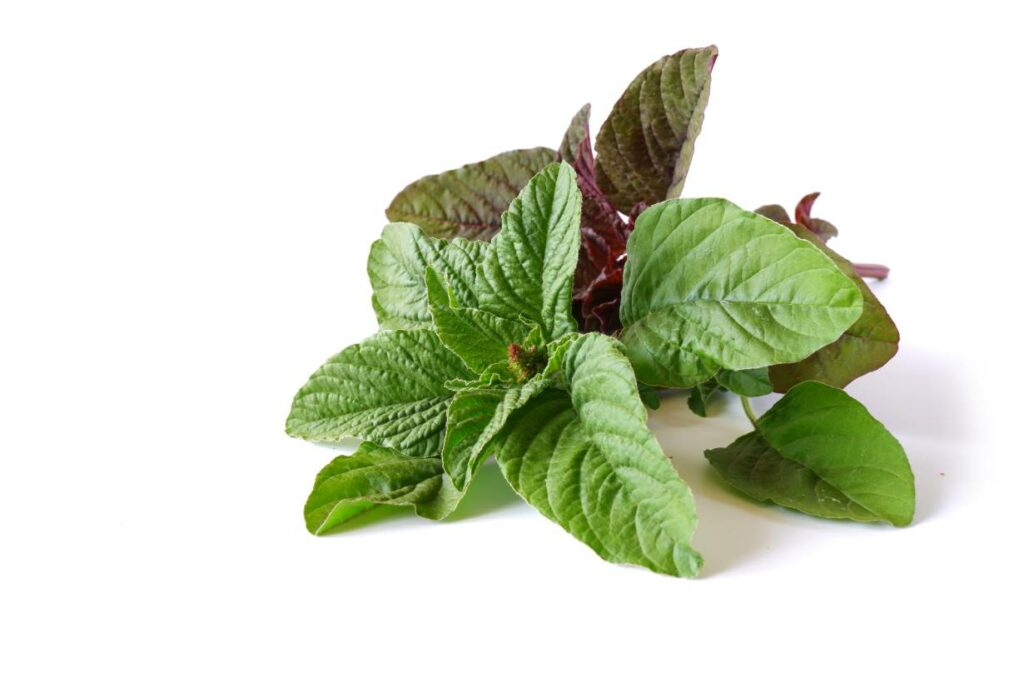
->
[492,333,702,577]
[286,329,472,458]
[368,222,488,330]
[619,198,863,388]
[687,377,722,417]
[595,46,718,211]
[442,378,551,490]
[768,223,900,392]
[558,103,591,167]
[425,267,532,373]
[477,162,582,340]
[705,381,914,526]
[305,442,461,535]
[717,367,772,397]
[385,148,558,240]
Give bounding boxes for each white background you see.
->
[2,1,1020,680]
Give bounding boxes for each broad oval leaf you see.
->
[305,442,462,535]
[285,329,473,458]
[620,198,863,387]
[768,223,899,392]
[477,162,582,340]
[705,381,915,526]
[368,222,488,330]
[385,148,558,240]
[492,334,702,577]
[425,266,532,373]
[595,46,718,211]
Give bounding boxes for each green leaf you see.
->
[687,377,721,417]
[558,103,591,167]
[286,329,472,458]
[595,46,718,211]
[368,222,488,330]
[492,333,702,577]
[768,223,900,392]
[442,379,551,490]
[705,381,915,526]
[477,162,582,340]
[638,383,661,410]
[385,148,558,240]
[619,198,864,388]
[425,267,532,373]
[305,442,461,535]
[717,368,772,397]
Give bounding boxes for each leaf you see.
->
[368,222,489,330]
[477,162,582,340]
[558,103,592,167]
[305,442,461,535]
[619,198,864,388]
[754,204,791,225]
[769,223,899,392]
[687,377,721,417]
[638,383,661,410]
[705,381,914,526]
[595,46,718,212]
[385,148,558,240]
[717,368,772,397]
[443,379,551,490]
[425,267,532,373]
[794,192,839,242]
[286,329,472,458]
[492,333,702,577]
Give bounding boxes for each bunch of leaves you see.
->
[286,161,915,578]
[385,45,899,393]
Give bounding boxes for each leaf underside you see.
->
[385,148,558,240]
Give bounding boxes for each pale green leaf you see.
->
[305,442,461,535]
[595,46,717,211]
[492,333,702,577]
[286,329,472,458]
[620,198,863,388]
[385,148,558,240]
[706,381,915,526]
[443,379,551,490]
[717,368,772,397]
[425,266,532,373]
[477,162,582,339]
[368,222,488,330]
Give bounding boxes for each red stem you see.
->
[853,263,889,280]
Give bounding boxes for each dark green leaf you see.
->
[705,381,914,526]
[717,368,772,397]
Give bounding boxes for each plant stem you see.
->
[740,395,758,427]
[853,263,890,279]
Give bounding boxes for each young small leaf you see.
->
[492,334,702,577]
[595,46,718,211]
[305,442,462,535]
[425,267,532,373]
[705,381,915,526]
[477,162,582,340]
[558,103,591,168]
[386,148,558,240]
[368,222,489,330]
[286,329,472,457]
[619,198,863,388]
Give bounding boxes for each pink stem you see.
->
[853,263,890,280]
